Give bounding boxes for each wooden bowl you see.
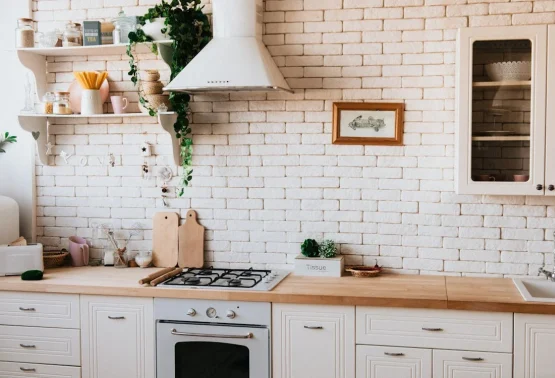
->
[142,81,164,95]
[142,70,160,82]
[139,94,172,114]
[345,265,382,278]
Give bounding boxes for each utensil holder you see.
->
[81,89,103,115]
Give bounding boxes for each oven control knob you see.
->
[226,310,236,319]
[186,309,196,317]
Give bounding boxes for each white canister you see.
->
[81,89,103,115]
[0,196,19,244]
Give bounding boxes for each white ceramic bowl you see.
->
[485,61,531,81]
[142,18,170,41]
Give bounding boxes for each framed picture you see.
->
[332,102,404,145]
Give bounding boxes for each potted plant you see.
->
[141,1,173,41]
[0,132,17,153]
[295,239,344,277]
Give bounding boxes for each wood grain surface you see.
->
[152,212,179,268]
[178,210,204,268]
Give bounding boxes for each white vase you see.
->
[142,18,170,41]
[81,90,103,115]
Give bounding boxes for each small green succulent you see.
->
[301,239,319,258]
[319,239,337,258]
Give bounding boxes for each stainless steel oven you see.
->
[155,298,271,378]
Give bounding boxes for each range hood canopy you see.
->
[163,0,292,94]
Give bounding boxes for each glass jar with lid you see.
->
[112,11,136,44]
[62,22,82,47]
[53,92,72,115]
[42,92,55,114]
[15,18,35,48]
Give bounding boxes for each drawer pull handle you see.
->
[462,357,484,362]
[20,367,36,372]
[384,352,405,357]
[19,344,36,349]
[304,325,323,330]
[19,307,36,312]
[422,327,443,332]
[108,316,126,320]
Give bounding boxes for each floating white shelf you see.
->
[472,135,531,141]
[16,40,172,57]
[472,80,532,88]
[18,112,180,166]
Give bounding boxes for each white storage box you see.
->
[294,255,344,277]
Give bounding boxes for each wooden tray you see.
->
[345,265,382,278]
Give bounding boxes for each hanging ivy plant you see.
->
[128,0,211,195]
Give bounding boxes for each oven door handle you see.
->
[171,328,254,339]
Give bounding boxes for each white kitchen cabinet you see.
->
[272,303,355,378]
[80,296,154,378]
[457,25,549,195]
[544,25,555,195]
[433,350,512,378]
[514,313,555,378]
[356,345,432,378]
[0,361,81,378]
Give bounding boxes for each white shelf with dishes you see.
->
[472,80,532,88]
[471,135,531,142]
[16,40,179,166]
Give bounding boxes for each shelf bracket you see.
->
[158,112,180,166]
[18,116,50,166]
[18,50,47,100]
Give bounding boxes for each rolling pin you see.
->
[150,268,183,286]
[138,267,175,285]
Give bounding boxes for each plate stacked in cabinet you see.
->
[0,292,81,377]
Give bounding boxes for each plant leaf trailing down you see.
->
[127,0,212,196]
[0,132,17,153]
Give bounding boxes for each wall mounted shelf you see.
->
[16,40,172,58]
[19,112,179,166]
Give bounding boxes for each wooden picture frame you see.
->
[332,102,404,145]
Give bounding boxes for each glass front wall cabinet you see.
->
[457,26,547,195]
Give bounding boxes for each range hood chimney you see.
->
[163,0,292,94]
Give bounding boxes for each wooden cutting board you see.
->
[178,210,205,268]
[152,212,179,268]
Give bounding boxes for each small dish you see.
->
[345,265,383,278]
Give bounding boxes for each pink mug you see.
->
[110,96,128,114]
[68,236,89,267]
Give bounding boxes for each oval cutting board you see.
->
[152,212,179,268]
[178,210,205,268]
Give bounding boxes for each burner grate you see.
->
[162,267,271,289]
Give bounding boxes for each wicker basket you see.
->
[345,265,382,278]
[43,251,69,269]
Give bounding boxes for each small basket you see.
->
[345,265,382,278]
[43,251,69,269]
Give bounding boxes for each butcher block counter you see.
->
[1,266,554,314]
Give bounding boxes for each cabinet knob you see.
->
[537,184,543,191]
[549,185,555,191]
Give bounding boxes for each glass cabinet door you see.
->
[457,26,547,195]
[545,25,555,196]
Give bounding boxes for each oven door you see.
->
[157,321,270,378]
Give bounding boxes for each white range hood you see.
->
[164,0,292,94]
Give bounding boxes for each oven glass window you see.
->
[175,341,249,378]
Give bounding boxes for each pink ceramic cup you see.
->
[68,236,90,267]
[514,175,529,182]
[110,96,128,114]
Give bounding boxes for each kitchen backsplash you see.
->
[33,0,555,276]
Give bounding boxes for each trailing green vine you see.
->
[128,0,211,195]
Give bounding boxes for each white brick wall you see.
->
[32,0,555,277]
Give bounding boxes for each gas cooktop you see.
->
[159,267,290,291]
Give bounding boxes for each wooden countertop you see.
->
[1,267,555,314]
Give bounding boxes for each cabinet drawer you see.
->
[356,307,512,352]
[433,350,512,378]
[0,325,80,366]
[356,345,432,378]
[0,361,81,377]
[0,292,79,329]
[273,304,355,378]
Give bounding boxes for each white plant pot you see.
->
[295,255,344,277]
[81,90,103,115]
[142,18,170,41]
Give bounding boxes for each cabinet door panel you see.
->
[80,296,154,378]
[457,25,548,195]
[356,345,432,378]
[545,25,555,195]
[433,350,512,378]
[0,361,81,378]
[515,313,555,378]
[273,304,355,378]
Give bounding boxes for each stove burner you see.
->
[184,277,201,285]
[161,267,277,289]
